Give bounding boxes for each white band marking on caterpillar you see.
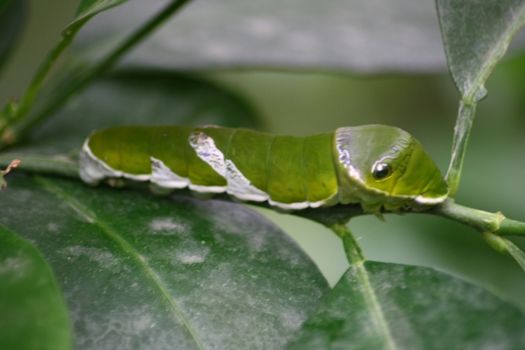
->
[79,140,150,184]
[188,131,330,209]
[150,157,190,189]
[334,127,363,184]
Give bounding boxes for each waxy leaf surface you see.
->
[288,261,525,349]
[0,71,332,349]
[437,0,525,100]
[0,225,72,350]
[1,175,328,349]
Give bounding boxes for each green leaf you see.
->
[288,261,525,349]
[0,70,326,347]
[76,0,449,73]
[0,0,27,73]
[484,232,525,272]
[437,0,525,101]
[70,0,128,31]
[0,0,133,142]
[0,224,71,350]
[504,239,525,272]
[1,175,329,349]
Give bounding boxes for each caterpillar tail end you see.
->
[78,140,108,186]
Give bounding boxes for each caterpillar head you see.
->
[335,125,448,211]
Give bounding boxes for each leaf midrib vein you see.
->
[353,261,398,350]
[37,177,205,350]
[464,4,525,101]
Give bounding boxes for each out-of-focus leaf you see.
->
[8,0,190,138]
[0,0,27,72]
[437,0,525,100]
[15,70,261,154]
[288,261,525,349]
[76,0,449,73]
[69,0,128,31]
[0,225,71,350]
[1,175,328,349]
[505,239,525,272]
[0,0,134,141]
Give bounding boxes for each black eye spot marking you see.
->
[372,162,392,180]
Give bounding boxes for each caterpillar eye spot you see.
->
[372,162,392,180]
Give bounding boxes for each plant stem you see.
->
[431,198,503,233]
[445,100,477,197]
[431,199,525,237]
[1,20,87,144]
[0,154,78,178]
[498,219,525,236]
[4,153,525,238]
[330,223,365,265]
[3,0,192,146]
[330,222,398,350]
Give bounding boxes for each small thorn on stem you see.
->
[1,159,21,190]
[1,159,21,175]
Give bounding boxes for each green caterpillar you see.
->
[79,125,448,212]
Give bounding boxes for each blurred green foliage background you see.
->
[2,0,525,308]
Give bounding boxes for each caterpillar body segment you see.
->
[80,125,448,212]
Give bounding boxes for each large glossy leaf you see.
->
[437,0,525,100]
[1,175,328,349]
[0,0,27,72]
[76,0,449,73]
[0,224,71,350]
[0,69,330,348]
[288,261,525,349]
